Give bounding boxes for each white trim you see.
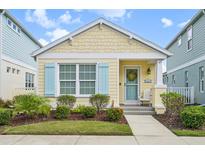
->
[32,18,172,57]
[76,64,80,96]
[1,54,37,71]
[124,66,140,104]
[39,52,167,60]
[156,60,164,86]
[167,54,205,74]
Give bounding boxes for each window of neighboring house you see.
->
[12,68,15,74]
[79,64,96,95]
[17,69,20,74]
[59,64,76,95]
[199,66,204,93]
[185,71,189,87]
[172,75,176,86]
[177,36,182,46]
[187,26,193,51]
[7,18,21,34]
[25,72,34,89]
[6,67,11,73]
[59,64,96,96]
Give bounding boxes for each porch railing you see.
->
[166,87,194,104]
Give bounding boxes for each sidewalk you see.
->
[0,115,205,145]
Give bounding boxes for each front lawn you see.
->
[2,120,133,135]
[172,129,205,137]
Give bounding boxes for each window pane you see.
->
[60,65,76,80]
[60,81,76,94]
[80,81,95,94]
[79,65,96,80]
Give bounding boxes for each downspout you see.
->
[0,10,5,98]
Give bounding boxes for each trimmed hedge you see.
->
[57,95,76,108]
[81,106,97,118]
[90,94,110,112]
[0,108,12,125]
[55,105,70,119]
[106,108,123,121]
[180,106,205,129]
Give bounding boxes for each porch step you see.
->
[121,105,155,115]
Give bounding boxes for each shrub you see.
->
[71,105,86,113]
[106,108,123,121]
[160,92,185,117]
[55,105,70,119]
[57,95,76,108]
[0,98,13,108]
[0,108,12,125]
[37,104,51,117]
[180,106,205,129]
[81,106,97,118]
[13,94,49,117]
[89,94,110,112]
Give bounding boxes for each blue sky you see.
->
[10,9,198,47]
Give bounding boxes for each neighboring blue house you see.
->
[165,9,205,104]
[0,9,42,99]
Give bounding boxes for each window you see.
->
[6,67,11,73]
[17,69,20,74]
[25,72,34,89]
[199,67,204,93]
[59,64,76,95]
[187,26,193,51]
[177,36,182,46]
[7,19,12,27]
[172,75,176,86]
[79,64,96,95]
[59,64,96,96]
[185,71,189,87]
[7,17,21,34]
[12,68,15,74]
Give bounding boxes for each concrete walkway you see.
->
[0,115,205,145]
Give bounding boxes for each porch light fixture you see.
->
[147,67,151,75]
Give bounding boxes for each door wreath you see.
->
[127,70,137,81]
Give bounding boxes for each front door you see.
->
[125,67,139,103]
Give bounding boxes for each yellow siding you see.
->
[38,58,118,106]
[48,24,158,53]
[119,60,156,104]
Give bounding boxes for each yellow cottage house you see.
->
[32,18,172,114]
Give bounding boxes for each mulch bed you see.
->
[153,114,184,129]
[11,110,128,126]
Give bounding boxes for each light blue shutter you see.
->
[44,63,56,97]
[98,63,109,95]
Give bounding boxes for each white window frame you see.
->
[187,26,193,52]
[7,17,21,35]
[185,71,189,87]
[25,72,35,90]
[58,63,97,97]
[199,66,204,93]
[177,35,182,47]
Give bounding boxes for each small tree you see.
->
[160,92,185,117]
[57,95,76,108]
[89,94,110,112]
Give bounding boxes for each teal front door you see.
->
[125,68,139,103]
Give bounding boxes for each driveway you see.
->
[0,115,205,145]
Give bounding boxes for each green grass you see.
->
[172,129,205,137]
[2,120,133,135]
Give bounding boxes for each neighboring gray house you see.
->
[166,9,205,104]
[0,9,42,99]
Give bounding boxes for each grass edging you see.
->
[2,120,133,136]
[172,129,205,137]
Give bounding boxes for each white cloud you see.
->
[161,17,173,28]
[58,11,81,24]
[38,38,49,46]
[93,9,127,19]
[25,9,56,29]
[46,28,69,42]
[177,19,191,28]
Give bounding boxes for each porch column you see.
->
[156,60,164,86]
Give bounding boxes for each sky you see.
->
[9,9,198,48]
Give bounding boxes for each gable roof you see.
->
[166,9,205,49]
[32,18,172,57]
[0,9,42,47]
